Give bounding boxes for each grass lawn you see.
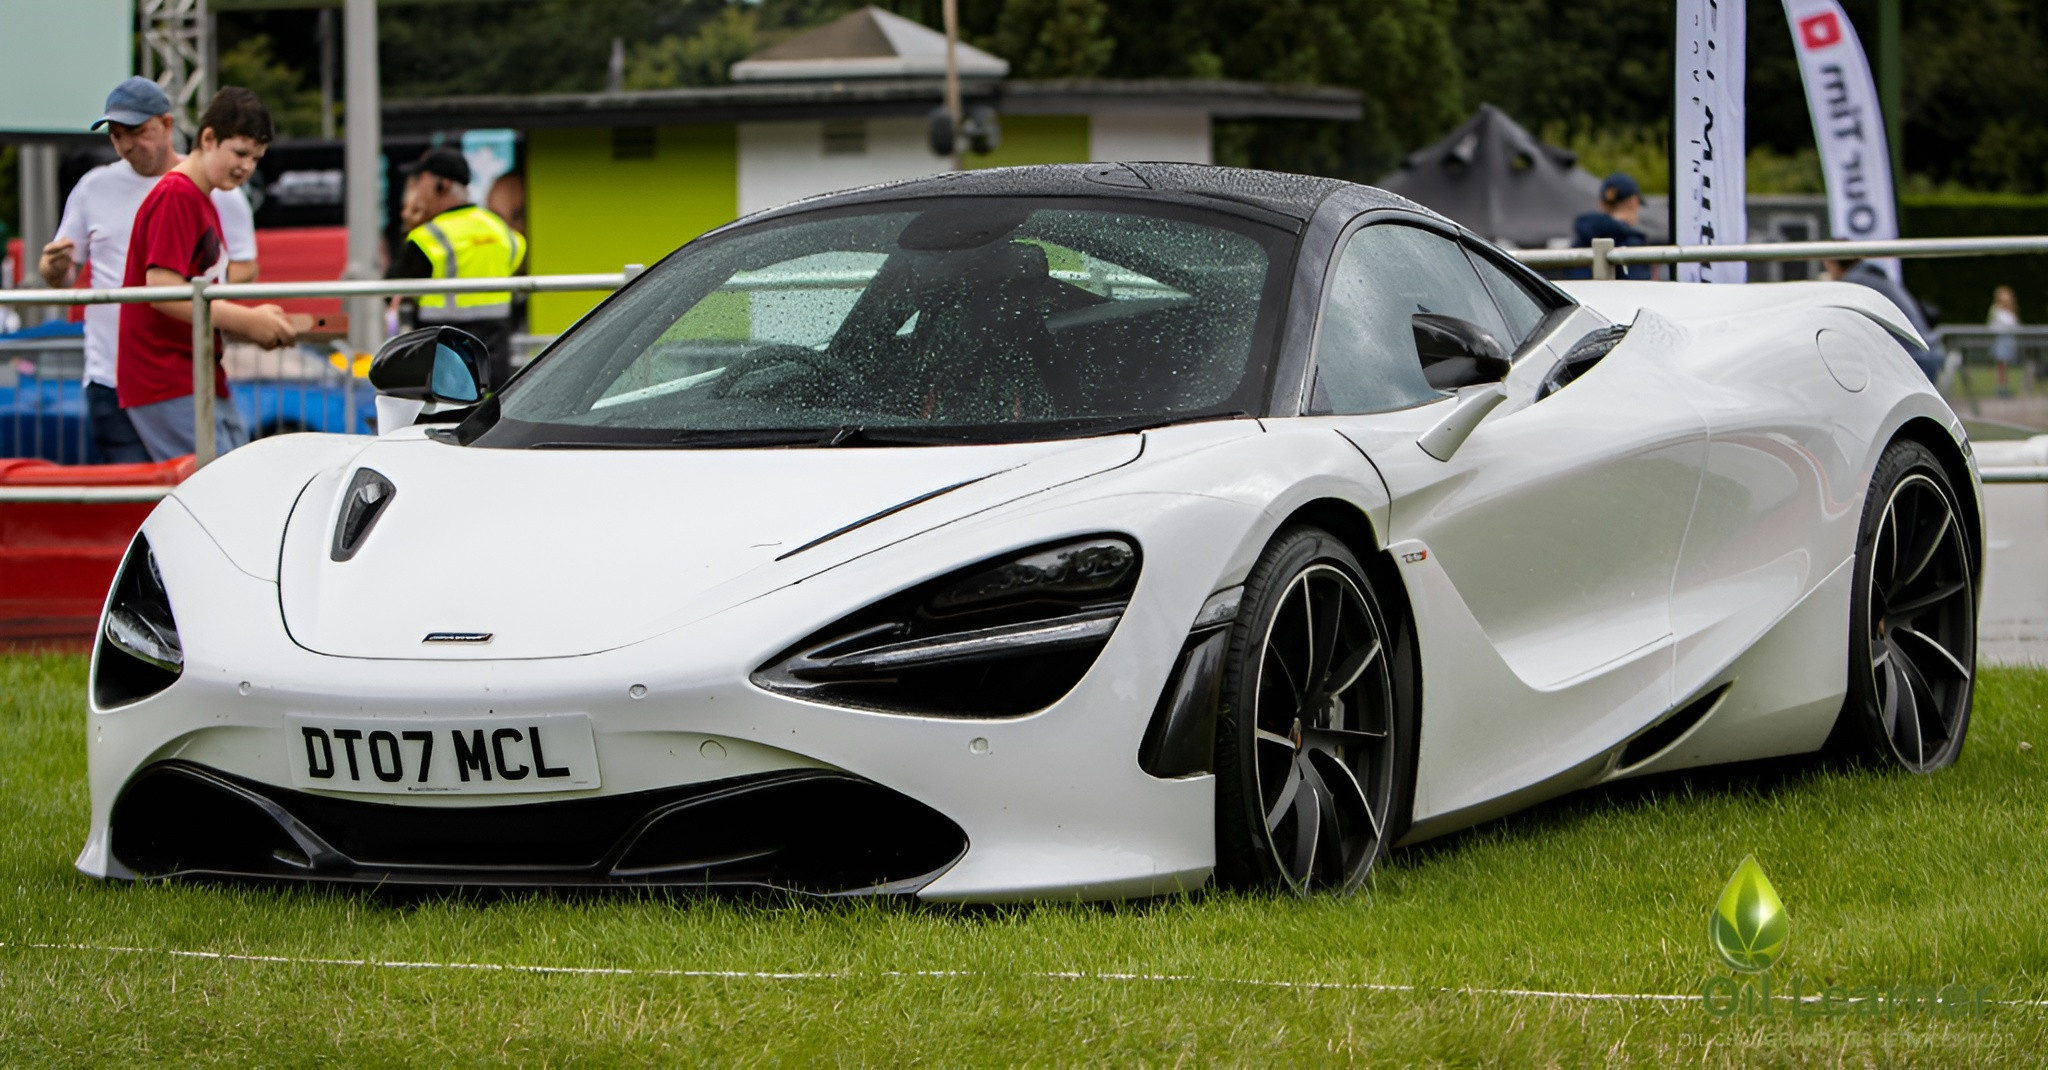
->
[3,653,2045,1065]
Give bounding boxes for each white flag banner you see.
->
[1676,0,1747,283]
[1783,0,1900,279]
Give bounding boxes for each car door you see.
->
[1308,220,1710,820]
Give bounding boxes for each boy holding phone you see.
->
[118,87,297,462]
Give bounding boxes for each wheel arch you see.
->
[1887,416,1984,592]
[1270,497,1407,624]
[1264,495,1422,844]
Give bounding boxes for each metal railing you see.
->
[1516,235,2048,278]
[2,333,383,464]
[0,333,91,464]
[3,273,626,471]
[1927,325,2048,421]
[6,234,2048,498]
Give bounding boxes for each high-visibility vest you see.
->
[407,204,527,323]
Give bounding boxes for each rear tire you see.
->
[1214,527,1416,894]
[1834,440,1976,772]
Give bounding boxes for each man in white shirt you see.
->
[38,76,258,464]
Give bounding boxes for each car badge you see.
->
[423,632,493,643]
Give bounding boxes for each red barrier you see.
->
[0,457,191,644]
[253,226,348,321]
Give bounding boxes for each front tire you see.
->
[1835,440,1976,772]
[1214,527,1415,894]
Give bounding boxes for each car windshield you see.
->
[466,197,1293,448]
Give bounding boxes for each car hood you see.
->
[277,435,1141,659]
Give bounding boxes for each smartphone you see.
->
[288,313,349,335]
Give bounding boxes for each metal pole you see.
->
[141,0,208,143]
[17,143,60,326]
[942,0,962,171]
[201,5,217,105]
[341,346,358,433]
[318,8,336,140]
[1591,238,1616,281]
[343,0,386,356]
[1877,0,1904,193]
[191,279,216,468]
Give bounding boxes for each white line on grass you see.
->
[5,942,2043,1009]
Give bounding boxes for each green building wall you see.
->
[525,124,739,333]
[966,115,1089,170]
[523,113,1090,333]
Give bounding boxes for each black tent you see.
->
[1376,104,1668,248]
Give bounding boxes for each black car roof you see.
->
[743,162,1443,228]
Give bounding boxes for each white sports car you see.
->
[81,164,1979,900]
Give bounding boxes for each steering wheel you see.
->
[707,344,846,400]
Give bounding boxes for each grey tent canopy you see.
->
[1376,103,1668,247]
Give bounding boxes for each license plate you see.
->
[285,713,601,795]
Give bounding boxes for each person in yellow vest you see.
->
[388,147,528,388]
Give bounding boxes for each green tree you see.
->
[219,34,328,139]
[1903,0,2048,192]
[992,0,1115,78]
[627,6,761,89]
[214,0,2048,193]
[1096,0,1463,179]
[376,0,724,98]
[1455,0,2048,195]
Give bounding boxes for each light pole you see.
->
[942,0,962,171]
[1876,0,1903,192]
[344,0,385,355]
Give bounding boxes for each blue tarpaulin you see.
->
[0,320,86,343]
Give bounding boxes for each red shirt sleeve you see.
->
[141,178,224,282]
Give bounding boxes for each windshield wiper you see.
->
[1073,411,1254,437]
[659,426,954,448]
[667,428,839,448]
[815,425,961,447]
[529,439,698,450]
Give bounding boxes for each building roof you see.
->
[381,78,1361,133]
[730,6,1009,82]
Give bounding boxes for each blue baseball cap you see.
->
[91,76,172,130]
[1601,172,1642,202]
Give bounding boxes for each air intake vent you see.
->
[1618,684,1730,769]
[331,468,396,562]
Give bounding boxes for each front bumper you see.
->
[82,491,1255,901]
[112,762,965,893]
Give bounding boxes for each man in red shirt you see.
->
[118,87,296,462]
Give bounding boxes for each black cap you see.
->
[1601,172,1642,202]
[403,146,471,185]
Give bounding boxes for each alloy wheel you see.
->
[1865,471,1975,771]
[1249,563,1396,893]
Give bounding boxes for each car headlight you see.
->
[95,535,183,707]
[753,536,1139,717]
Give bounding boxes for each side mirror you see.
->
[369,326,488,404]
[1413,313,1511,390]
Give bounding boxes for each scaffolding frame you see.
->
[139,0,215,141]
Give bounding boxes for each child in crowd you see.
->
[117,86,296,462]
[1990,285,2021,397]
